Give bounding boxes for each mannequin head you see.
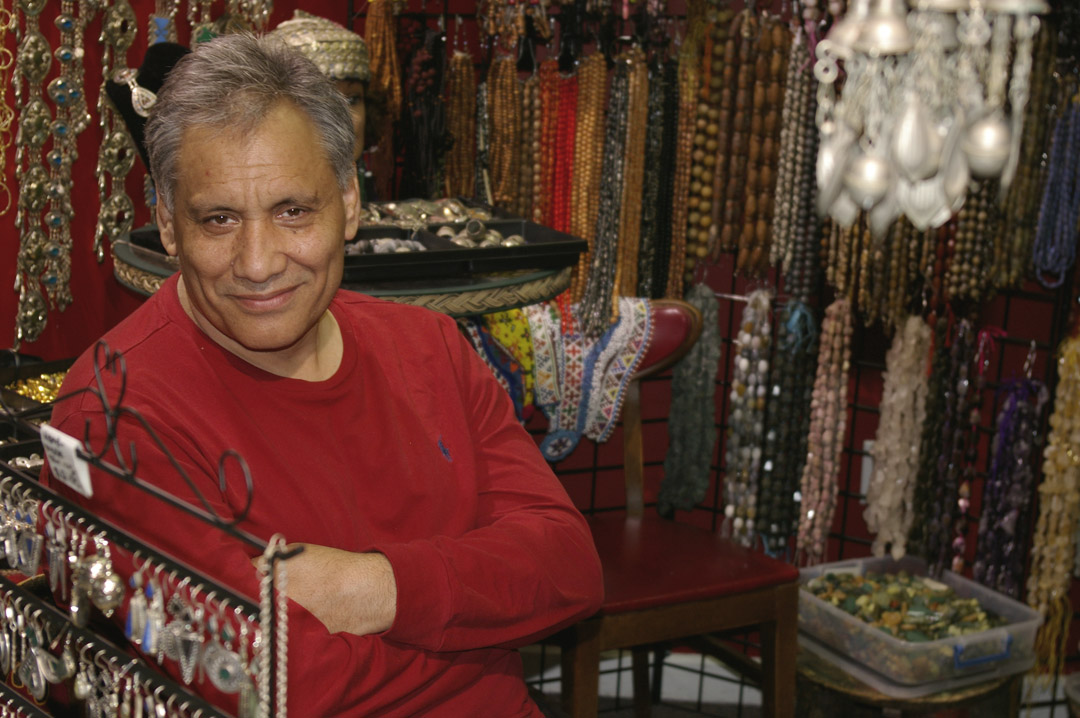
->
[267,11,370,162]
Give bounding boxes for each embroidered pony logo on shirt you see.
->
[438,437,452,462]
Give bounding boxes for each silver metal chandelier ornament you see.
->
[813,0,1048,235]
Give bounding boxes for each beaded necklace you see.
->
[664,45,698,299]
[364,0,402,200]
[658,284,721,516]
[537,59,558,227]
[723,289,772,547]
[710,11,740,256]
[922,319,981,577]
[865,315,931,561]
[974,366,1046,599]
[637,58,666,299]
[946,181,998,306]
[579,59,629,337]
[569,54,607,303]
[475,82,492,205]
[909,313,949,558]
[1032,96,1080,289]
[0,0,12,218]
[797,296,853,565]
[718,10,754,259]
[487,55,522,212]
[760,299,817,557]
[615,48,649,302]
[1028,333,1080,681]
[683,10,732,281]
[446,50,477,199]
[553,71,577,235]
[518,73,538,220]
[736,16,789,278]
[649,58,680,298]
[999,28,1055,288]
[400,39,447,199]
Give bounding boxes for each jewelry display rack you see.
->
[0,342,293,717]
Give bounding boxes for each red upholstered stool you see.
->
[556,299,799,718]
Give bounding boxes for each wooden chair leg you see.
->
[561,620,602,718]
[761,583,798,718]
[631,647,652,718]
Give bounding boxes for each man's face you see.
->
[158,101,359,356]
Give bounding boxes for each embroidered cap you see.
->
[267,10,370,83]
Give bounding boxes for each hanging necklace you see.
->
[648,57,680,298]
[736,16,789,278]
[1032,96,1080,289]
[1028,332,1080,682]
[722,288,771,547]
[553,68,577,234]
[797,296,853,565]
[717,10,754,259]
[760,298,817,557]
[446,49,477,199]
[615,47,648,302]
[487,54,522,212]
[569,53,607,304]
[537,59,558,227]
[664,43,698,299]
[94,0,137,262]
[579,58,629,337]
[864,315,932,560]
[519,72,538,221]
[637,56,666,299]
[365,0,402,200]
[974,347,1046,598]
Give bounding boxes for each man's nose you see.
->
[232,219,288,283]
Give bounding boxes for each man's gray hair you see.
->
[145,32,355,212]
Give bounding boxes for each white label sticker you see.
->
[40,425,93,498]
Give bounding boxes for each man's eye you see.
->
[347,95,363,106]
[282,207,307,219]
[205,214,232,225]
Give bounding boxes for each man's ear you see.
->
[157,202,177,256]
[343,174,360,242]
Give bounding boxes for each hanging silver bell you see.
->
[854,0,914,56]
[825,0,872,59]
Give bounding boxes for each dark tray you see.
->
[343,220,585,283]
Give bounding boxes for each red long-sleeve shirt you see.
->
[46,273,603,716]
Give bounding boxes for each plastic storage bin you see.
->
[799,555,1041,696]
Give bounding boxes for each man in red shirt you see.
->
[47,32,601,716]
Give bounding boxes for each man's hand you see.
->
[262,544,397,636]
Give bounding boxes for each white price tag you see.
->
[40,425,93,498]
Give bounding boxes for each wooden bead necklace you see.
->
[864,315,931,561]
[683,10,732,283]
[796,296,853,565]
[1028,332,1080,681]
[760,299,817,557]
[487,55,522,213]
[519,73,538,220]
[537,59,559,227]
[364,0,402,200]
[570,54,607,303]
[445,50,477,200]
[717,11,754,260]
[945,181,998,306]
[709,10,740,257]
[736,16,789,278]
[722,289,772,547]
[664,45,698,300]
